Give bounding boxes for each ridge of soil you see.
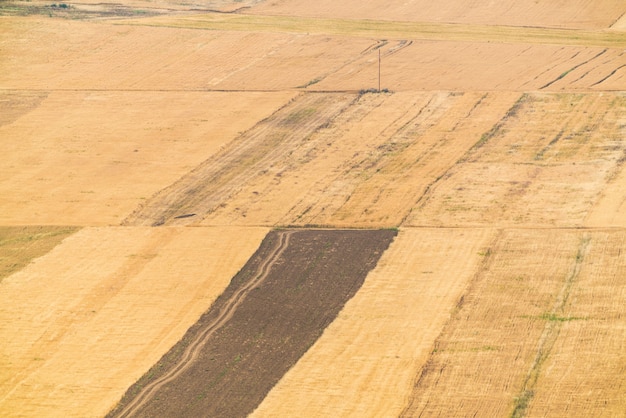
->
[107,228,397,417]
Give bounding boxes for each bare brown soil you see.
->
[108,229,396,417]
[252,227,496,417]
[113,230,294,417]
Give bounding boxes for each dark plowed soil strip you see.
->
[107,228,396,418]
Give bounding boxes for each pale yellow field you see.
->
[252,228,495,417]
[0,90,294,225]
[5,15,624,95]
[0,17,375,91]
[0,226,268,417]
[586,165,626,227]
[111,14,626,92]
[316,42,626,92]
[400,229,588,416]
[249,0,625,29]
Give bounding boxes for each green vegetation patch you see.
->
[539,312,588,322]
[0,226,79,283]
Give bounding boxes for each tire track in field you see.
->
[299,39,411,90]
[112,230,293,418]
[539,49,607,89]
[590,64,626,87]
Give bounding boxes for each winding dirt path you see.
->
[113,230,293,418]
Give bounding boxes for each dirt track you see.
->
[108,229,396,417]
[112,230,293,417]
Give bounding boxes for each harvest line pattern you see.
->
[122,92,356,226]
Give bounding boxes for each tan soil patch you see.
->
[0,90,48,128]
[0,226,268,417]
[612,12,626,30]
[400,229,586,417]
[0,226,78,283]
[252,228,494,417]
[586,160,626,227]
[0,90,294,225]
[249,0,626,29]
[407,92,626,228]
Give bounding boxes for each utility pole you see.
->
[378,48,381,92]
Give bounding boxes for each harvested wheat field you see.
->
[0,226,78,283]
[0,90,294,225]
[252,228,495,417]
[1,0,626,417]
[248,0,626,29]
[407,92,626,228]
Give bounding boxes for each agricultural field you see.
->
[0,227,268,417]
[0,0,625,417]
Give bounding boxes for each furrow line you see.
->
[113,230,293,418]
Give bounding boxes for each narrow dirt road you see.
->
[112,230,293,418]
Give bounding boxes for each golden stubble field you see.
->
[0,90,295,225]
[1,0,625,416]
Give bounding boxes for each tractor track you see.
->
[112,230,293,418]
